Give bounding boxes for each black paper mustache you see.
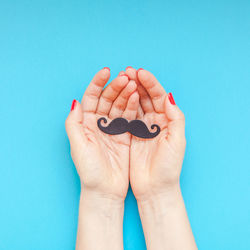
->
[97,117,160,139]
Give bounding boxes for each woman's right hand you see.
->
[125,67,197,250]
[125,67,186,202]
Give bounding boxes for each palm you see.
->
[130,112,184,199]
[75,112,130,198]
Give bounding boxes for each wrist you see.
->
[76,188,124,250]
[137,183,183,219]
[80,187,125,213]
[136,184,197,250]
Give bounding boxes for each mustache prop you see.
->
[97,117,160,139]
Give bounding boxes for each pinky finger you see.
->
[122,91,139,121]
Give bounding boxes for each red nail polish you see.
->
[126,66,133,70]
[71,99,77,111]
[136,68,144,78]
[103,67,110,71]
[120,73,130,80]
[168,93,176,105]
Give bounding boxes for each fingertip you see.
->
[126,66,133,70]
[128,92,139,111]
[68,99,82,121]
[165,93,173,111]
[65,99,85,145]
[119,73,130,81]
[123,91,140,120]
[130,91,139,103]
[101,67,111,79]
[165,94,185,121]
[110,74,130,91]
[164,94,186,145]
[103,67,110,71]
[116,75,130,89]
[127,80,137,90]
[136,68,144,79]
[102,67,111,77]
[126,67,135,73]
[70,99,81,114]
[70,99,77,111]
[118,71,125,76]
[165,93,177,108]
[66,100,76,132]
[168,92,176,105]
[125,67,140,87]
[136,68,151,86]
[92,68,111,87]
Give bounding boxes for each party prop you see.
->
[97,117,160,139]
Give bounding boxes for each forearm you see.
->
[138,184,197,250]
[76,189,124,250]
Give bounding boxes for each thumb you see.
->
[65,99,85,146]
[164,93,186,145]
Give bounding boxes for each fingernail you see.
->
[136,68,144,77]
[71,99,77,111]
[168,93,176,105]
[126,66,133,70]
[103,67,110,71]
[120,73,130,80]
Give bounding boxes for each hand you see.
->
[65,68,139,201]
[125,67,196,250]
[125,67,186,201]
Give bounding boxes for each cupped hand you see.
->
[65,68,139,201]
[125,67,186,202]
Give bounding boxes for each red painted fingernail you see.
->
[71,99,77,111]
[126,66,133,70]
[136,68,144,78]
[103,67,110,71]
[168,93,176,105]
[120,73,130,80]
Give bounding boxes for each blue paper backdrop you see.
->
[0,0,249,249]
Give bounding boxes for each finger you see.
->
[81,67,110,113]
[122,91,139,120]
[125,68,145,117]
[164,93,186,145]
[126,67,154,113]
[137,68,167,113]
[96,75,129,115]
[65,99,86,146]
[109,80,137,119]
[118,71,126,76]
[137,104,144,119]
[125,68,147,118]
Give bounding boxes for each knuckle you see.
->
[115,102,125,110]
[101,95,112,104]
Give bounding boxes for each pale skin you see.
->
[65,67,197,250]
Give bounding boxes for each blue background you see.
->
[0,0,249,249]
